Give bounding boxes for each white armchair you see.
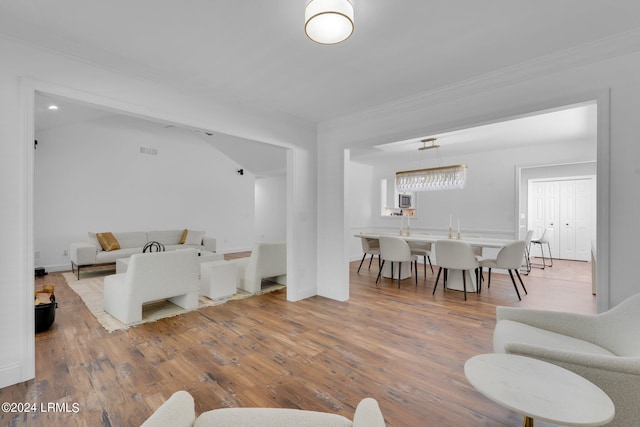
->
[493,293,640,427]
[103,250,199,324]
[141,390,386,427]
[230,242,286,294]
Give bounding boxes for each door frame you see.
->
[516,91,609,313]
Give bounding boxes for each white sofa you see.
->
[229,241,286,294]
[141,390,386,427]
[103,250,199,324]
[493,293,640,427]
[70,229,216,279]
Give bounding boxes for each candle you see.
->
[449,214,452,228]
[457,219,460,234]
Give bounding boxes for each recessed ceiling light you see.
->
[48,105,59,110]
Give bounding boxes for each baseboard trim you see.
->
[0,361,31,389]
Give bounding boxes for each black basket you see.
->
[35,299,56,333]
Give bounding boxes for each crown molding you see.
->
[320,27,640,133]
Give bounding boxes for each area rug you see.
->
[62,272,284,333]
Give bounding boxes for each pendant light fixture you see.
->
[305,0,354,44]
[395,138,468,192]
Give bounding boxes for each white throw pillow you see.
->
[184,230,205,245]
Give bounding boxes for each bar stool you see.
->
[529,229,553,269]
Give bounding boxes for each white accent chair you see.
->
[478,240,528,300]
[141,390,386,427]
[493,293,640,427]
[432,240,479,301]
[230,242,286,294]
[103,250,199,324]
[376,236,418,288]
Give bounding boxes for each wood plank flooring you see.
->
[0,255,595,426]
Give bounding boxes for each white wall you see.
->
[319,40,640,311]
[348,160,375,260]
[34,115,255,271]
[348,138,596,261]
[255,175,287,242]
[518,162,597,239]
[0,36,317,389]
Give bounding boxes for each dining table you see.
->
[355,232,515,292]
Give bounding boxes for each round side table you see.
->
[464,353,615,427]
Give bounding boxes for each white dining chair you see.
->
[463,234,484,259]
[376,236,418,288]
[408,238,434,279]
[464,234,485,282]
[529,229,553,269]
[432,240,479,301]
[357,236,381,274]
[478,240,528,301]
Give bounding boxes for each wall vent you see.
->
[140,147,158,155]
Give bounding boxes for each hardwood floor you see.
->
[0,255,594,426]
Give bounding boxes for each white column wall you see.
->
[255,175,287,242]
[348,161,375,260]
[0,37,317,388]
[317,138,349,301]
[287,147,318,301]
[319,47,640,311]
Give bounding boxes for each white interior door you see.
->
[528,176,594,261]
[544,181,560,258]
[560,180,576,260]
[529,182,546,257]
[574,179,593,261]
[528,181,558,258]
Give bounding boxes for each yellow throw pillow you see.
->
[96,232,120,251]
[179,229,188,244]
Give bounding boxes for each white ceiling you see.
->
[14,2,622,172]
[34,92,288,178]
[351,102,597,165]
[3,1,640,123]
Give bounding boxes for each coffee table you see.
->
[115,250,223,274]
[464,353,614,427]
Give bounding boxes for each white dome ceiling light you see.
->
[305,0,354,45]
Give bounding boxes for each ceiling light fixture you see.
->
[396,138,468,192]
[48,105,59,110]
[305,0,354,45]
